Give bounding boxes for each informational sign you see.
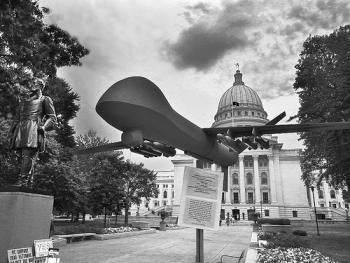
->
[7,247,34,263]
[178,166,223,230]
[34,239,53,258]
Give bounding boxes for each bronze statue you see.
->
[9,78,57,187]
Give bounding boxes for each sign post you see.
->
[178,166,223,263]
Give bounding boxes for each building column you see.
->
[268,154,277,203]
[273,151,284,204]
[239,156,245,203]
[323,180,330,207]
[171,157,196,216]
[226,166,232,204]
[253,155,260,204]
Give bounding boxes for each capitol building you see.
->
[132,69,349,221]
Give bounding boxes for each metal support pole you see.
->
[260,201,263,218]
[311,187,320,236]
[196,228,204,263]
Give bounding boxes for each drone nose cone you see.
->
[95,76,174,130]
[96,76,171,113]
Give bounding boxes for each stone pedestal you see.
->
[0,187,54,263]
[159,220,166,231]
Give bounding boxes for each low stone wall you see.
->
[105,216,178,228]
[93,229,156,240]
[131,221,150,229]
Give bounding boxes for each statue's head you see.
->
[31,78,46,95]
[16,78,46,99]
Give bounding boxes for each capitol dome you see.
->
[212,69,268,128]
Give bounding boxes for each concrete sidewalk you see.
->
[58,224,252,263]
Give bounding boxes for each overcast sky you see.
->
[41,0,350,170]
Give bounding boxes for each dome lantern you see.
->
[234,70,244,85]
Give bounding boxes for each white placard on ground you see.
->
[34,239,53,258]
[8,247,34,263]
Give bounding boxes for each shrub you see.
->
[258,231,276,240]
[292,230,307,236]
[257,247,338,263]
[257,218,291,225]
[264,233,308,249]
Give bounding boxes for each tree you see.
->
[75,130,113,223]
[89,152,124,227]
[0,0,88,186]
[0,0,88,141]
[119,161,159,225]
[293,25,350,189]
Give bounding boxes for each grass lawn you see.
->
[291,222,350,263]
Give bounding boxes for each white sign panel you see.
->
[34,239,53,258]
[178,166,223,230]
[8,247,34,263]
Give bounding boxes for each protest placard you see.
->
[7,247,34,263]
[34,239,53,258]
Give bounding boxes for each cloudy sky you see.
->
[41,0,350,170]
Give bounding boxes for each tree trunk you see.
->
[104,207,107,228]
[115,209,118,227]
[124,203,129,226]
[82,210,86,224]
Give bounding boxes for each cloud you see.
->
[163,1,258,71]
[288,0,350,30]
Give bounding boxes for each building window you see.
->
[222,192,225,203]
[238,111,241,116]
[163,191,167,199]
[172,184,174,188]
[318,190,324,199]
[154,201,159,207]
[172,191,174,199]
[244,156,253,167]
[261,172,268,185]
[232,173,239,185]
[157,184,159,188]
[233,192,239,203]
[245,111,248,116]
[163,200,167,206]
[332,204,337,208]
[252,112,255,116]
[258,156,268,167]
[292,211,298,218]
[246,173,253,185]
[320,203,324,207]
[247,192,254,203]
[345,204,349,209]
[264,210,269,217]
[262,192,269,204]
[330,190,336,199]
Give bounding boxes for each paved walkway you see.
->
[59,224,253,263]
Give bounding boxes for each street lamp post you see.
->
[260,200,263,218]
[310,186,320,236]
